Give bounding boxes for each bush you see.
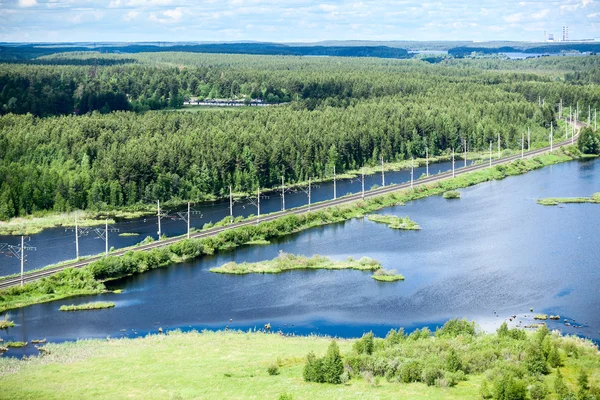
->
[353,332,374,355]
[322,341,344,384]
[493,373,527,400]
[435,318,475,338]
[578,127,600,155]
[422,366,443,386]
[303,351,324,383]
[547,345,563,368]
[398,360,423,383]
[277,394,293,400]
[446,348,463,372]
[267,364,279,376]
[525,344,549,375]
[528,381,548,400]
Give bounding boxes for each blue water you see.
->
[1,158,599,358]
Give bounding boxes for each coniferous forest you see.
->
[1,52,599,220]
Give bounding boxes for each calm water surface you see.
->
[1,158,599,357]
[0,160,458,273]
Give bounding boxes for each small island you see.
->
[443,190,461,199]
[372,269,405,282]
[537,192,600,206]
[59,302,115,311]
[0,319,15,330]
[119,232,140,237]
[367,215,420,230]
[210,252,382,275]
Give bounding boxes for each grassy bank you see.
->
[210,253,381,275]
[59,302,115,312]
[0,321,598,399]
[367,215,421,230]
[537,192,600,206]
[443,191,461,199]
[0,147,581,313]
[0,319,15,329]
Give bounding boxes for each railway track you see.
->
[0,129,583,290]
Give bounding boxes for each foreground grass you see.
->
[367,214,421,230]
[59,302,115,312]
[0,148,581,313]
[210,252,381,275]
[537,192,600,206]
[0,324,597,400]
[372,269,405,282]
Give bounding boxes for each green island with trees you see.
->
[0,320,598,399]
[209,253,382,275]
[59,302,115,312]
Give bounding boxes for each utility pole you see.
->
[333,165,337,200]
[410,157,414,189]
[381,156,385,187]
[1,237,36,286]
[595,109,597,131]
[570,107,573,140]
[489,142,492,167]
[559,98,563,118]
[588,105,591,126]
[281,176,285,211]
[425,147,429,177]
[527,127,531,151]
[94,219,119,255]
[257,187,260,221]
[65,219,90,260]
[452,148,455,178]
[156,200,169,240]
[308,177,311,211]
[550,123,553,152]
[177,202,202,239]
[361,167,365,199]
[566,116,568,140]
[229,186,233,223]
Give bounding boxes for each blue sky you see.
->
[1,0,598,43]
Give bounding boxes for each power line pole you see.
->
[595,109,597,131]
[229,186,233,223]
[425,147,429,177]
[177,202,202,239]
[361,167,365,199]
[156,200,169,240]
[527,127,531,151]
[66,219,90,260]
[381,156,385,187]
[463,138,467,168]
[281,176,285,211]
[333,165,337,200]
[559,98,563,118]
[452,148,455,178]
[94,219,119,255]
[489,141,492,167]
[588,105,591,126]
[550,123,553,152]
[2,237,36,286]
[257,187,261,221]
[570,107,573,140]
[308,177,311,211]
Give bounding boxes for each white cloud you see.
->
[589,12,599,17]
[123,10,139,21]
[531,9,549,19]
[149,7,183,24]
[18,0,37,7]
[504,12,524,23]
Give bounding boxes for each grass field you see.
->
[0,331,482,400]
[0,327,597,400]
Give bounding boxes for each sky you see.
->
[0,0,599,43]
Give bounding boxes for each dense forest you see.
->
[0,52,599,220]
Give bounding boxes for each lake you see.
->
[1,158,599,358]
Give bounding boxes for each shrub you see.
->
[443,190,460,199]
[422,366,443,386]
[525,344,549,375]
[322,341,344,384]
[554,369,571,399]
[493,372,527,400]
[528,381,548,400]
[480,379,493,399]
[353,332,374,355]
[435,318,475,338]
[277,393,293,400]
[267,364,279,376]
[547,344,563,368]
[446,348,463,372]
[303,351,324,383]
[398,360,423,383]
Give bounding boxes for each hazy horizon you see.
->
[1,0,598,43]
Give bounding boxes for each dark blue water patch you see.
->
[1,158,599,359]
